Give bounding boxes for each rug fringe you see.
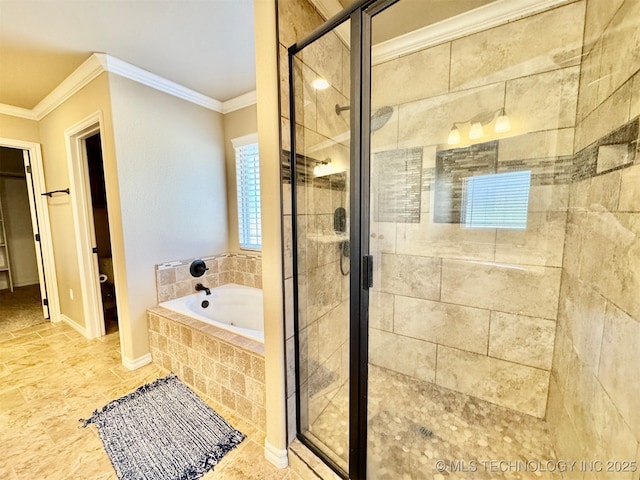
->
[79,373,178,427]
[79,410,100,428]
[177,430,246,480]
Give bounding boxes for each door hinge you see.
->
[35,233,40,242]
[92,247,98,254]
[25,165,32,174]
[43,298,48,306]
[363,255,373,289]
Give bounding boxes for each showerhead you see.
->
[334,104,394,132]
[370,106,393,132]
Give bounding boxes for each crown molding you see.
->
[1,0,566,122]
[98,53,224,112]
[372,0,571,65]
[1,53,257,121]
[0,103,38,121]
[33,54,105,119]
[221,90,257,114]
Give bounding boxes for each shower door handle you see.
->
[363,255,373,289]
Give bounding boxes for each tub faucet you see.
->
[195,283,211,295]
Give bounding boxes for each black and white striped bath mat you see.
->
[81,373,245,480]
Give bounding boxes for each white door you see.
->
[22,150,50,319]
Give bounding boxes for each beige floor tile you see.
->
[1,320,295,480]
[0,388,26,410]
[209,440,291,479]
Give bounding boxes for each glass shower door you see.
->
[291,19,352,474]
[366,0,574,477]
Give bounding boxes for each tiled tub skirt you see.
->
[147,306,266,431]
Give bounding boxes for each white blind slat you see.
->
[462,170,531,230]
[235,142,262,250]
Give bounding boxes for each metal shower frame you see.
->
[288,0,400,478]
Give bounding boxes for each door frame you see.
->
[65,112,107,339]
[0,137,61,323]
[22,150,50,318]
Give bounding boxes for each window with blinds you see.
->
[462,170,531,230]
[233,134,261,250]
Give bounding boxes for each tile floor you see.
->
[0,321,301,480]
[0,285,47,334]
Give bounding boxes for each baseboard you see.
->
[61,314,87,337]
[265,439,289,469]
[13,280,40,288]
[122,352,152,371]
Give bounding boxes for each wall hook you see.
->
[42,188,70,197]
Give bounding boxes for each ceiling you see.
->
[0,0,504,112]
[0,0,256,110]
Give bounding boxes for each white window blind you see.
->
[462,170,531,230]
[233,134,261,250]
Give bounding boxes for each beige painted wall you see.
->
[223,104,258,254]
[108,73,228,360]
[38,73,116,329]
[0,114,40,143]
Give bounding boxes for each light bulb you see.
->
[311,78,330,90]
[494,112,511,133]
[469,122,483,140]
[447,125,461,145]
[314,161,334,177]
[323,161,333,176]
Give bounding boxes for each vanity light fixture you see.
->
[469,122,484,140]
[447,125,461,145]
[447,108,511,145]
[311,78,330,90]
[494,108,511,133]
[313,159,333,177]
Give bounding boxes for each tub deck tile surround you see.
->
[147,306,266,431]
[156,253,262,303]
[149,306,264,357]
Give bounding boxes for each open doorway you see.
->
[84,133,118,335]
[0,146,48,333]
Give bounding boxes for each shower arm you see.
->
[335,104,350,115]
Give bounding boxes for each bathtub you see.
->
[159,283,264,343]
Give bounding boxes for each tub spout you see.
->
[195,283,211,295]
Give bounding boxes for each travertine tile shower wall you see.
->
[548,0,640,467]
[155,253,262,303]
[278,0,640,466]
[366,1,585,419]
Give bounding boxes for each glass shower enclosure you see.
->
[289,0,639,478]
